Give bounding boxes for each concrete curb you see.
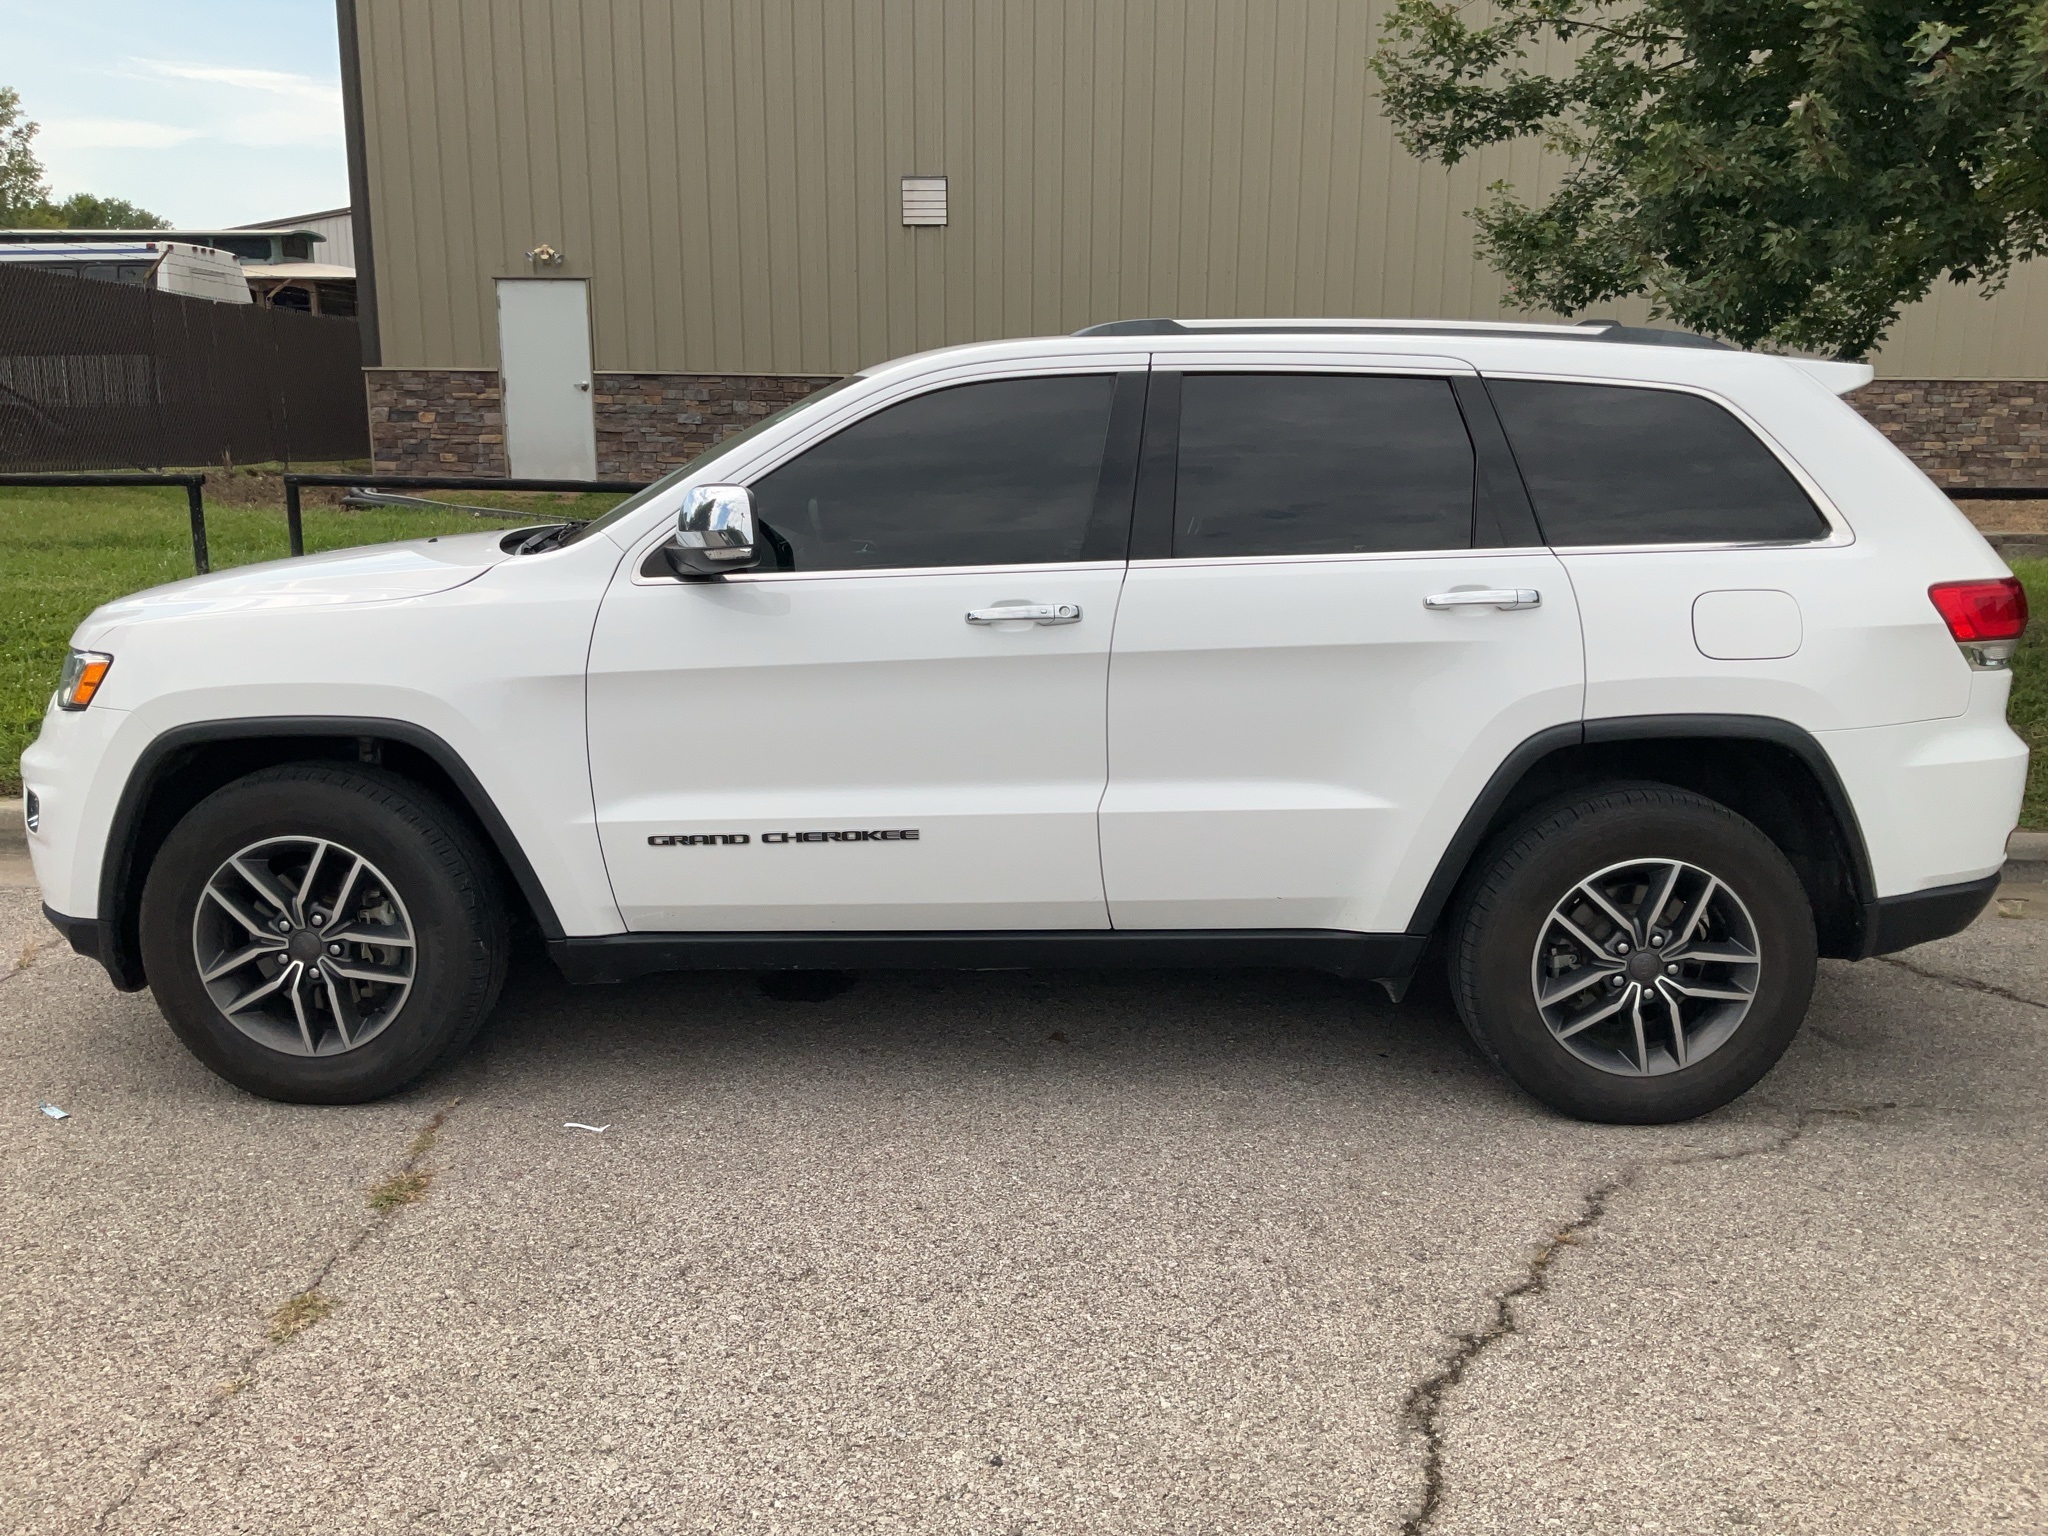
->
[0,799,22,858]
[2003,830,2048,884]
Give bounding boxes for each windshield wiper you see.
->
[511,521,587,556]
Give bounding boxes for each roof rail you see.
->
[1073,316,1732,351]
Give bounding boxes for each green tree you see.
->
[0,85,49,222]
[1370,0,2048,360]
[0,85,166,229]
[15,193,169,230]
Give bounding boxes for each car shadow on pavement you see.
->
[446,948,1527,1118]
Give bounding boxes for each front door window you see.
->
[749,374,1122,571]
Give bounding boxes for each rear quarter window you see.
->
[1487,379,1829,547]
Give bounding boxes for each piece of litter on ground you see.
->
[563,1121,609,1134]
[37,1102,69,1120]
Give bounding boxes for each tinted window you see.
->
[1173,374,1474,557]
[750,375,1116,571]
[1488,380,1828,546]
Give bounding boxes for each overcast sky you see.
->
[2,0,348,227]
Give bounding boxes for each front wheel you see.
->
[1449,785,1817,1124]
[139,763,509,1103]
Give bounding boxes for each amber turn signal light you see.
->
[57,650,113,711]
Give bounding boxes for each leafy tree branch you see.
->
[1370,0,2048,358]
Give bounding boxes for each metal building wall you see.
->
[352,0,2048,381]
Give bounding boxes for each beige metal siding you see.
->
[354,0,2048,380]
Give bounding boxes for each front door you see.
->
[587,369,1143,932]
[497,278,596,480]
[1100,364,1585,934]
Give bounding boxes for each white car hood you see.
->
[77,530,514,637]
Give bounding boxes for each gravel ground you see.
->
[1,875,2042,1536]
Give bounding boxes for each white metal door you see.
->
[586,565,1125,932]
[496,279,595,480]
[1098,358,1585,935]
[1100,551,1582,933]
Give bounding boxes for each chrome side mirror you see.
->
[663,484,759,577]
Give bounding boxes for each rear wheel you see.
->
[1449,784,1816,1124]
[139,764,508,1103]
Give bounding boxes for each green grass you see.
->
[1,484,621,795]
[2005,559,2048,828]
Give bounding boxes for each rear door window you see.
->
[1487,379,1829,547]
[1172,373,1475,557]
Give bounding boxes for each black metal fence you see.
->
[0,264,368,472]
[279,473,647,555]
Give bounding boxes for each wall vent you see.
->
[901,176,948,226]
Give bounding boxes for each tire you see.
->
[139,763,509,1104]
[1448,784,1816,1125]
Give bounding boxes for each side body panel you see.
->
[21,538,625,937]
[585,563,1127,931]
[1819,672,2025,895]
[1562,543,1968,731]
[1101,550,1583,932]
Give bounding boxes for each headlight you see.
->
[57,650,113,711]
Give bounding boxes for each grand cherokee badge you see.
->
[648,829,919,846]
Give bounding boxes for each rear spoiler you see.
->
[1785,358,1876,395]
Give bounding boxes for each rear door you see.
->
[1099,357,1585,934]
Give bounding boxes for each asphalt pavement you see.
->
[1,857,2043,1535]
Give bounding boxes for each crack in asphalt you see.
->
[90,1102,459,1534]
[0,930,60,987]
[1877,953,2048,1012]
[1396,1103,1907,1536]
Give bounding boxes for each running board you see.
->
[548,929,1429,990]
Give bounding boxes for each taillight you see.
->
[1929,578,2028,669]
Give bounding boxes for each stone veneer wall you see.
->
[1850,381,2048,488]
[364,369,839,480]
[593,373,839,480]
[365,370,507,476]
[367,368,2048,489]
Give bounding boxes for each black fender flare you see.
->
[1404,713,1880,950]
[86,716,565,990]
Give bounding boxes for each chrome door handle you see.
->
[1423,588,1541,611]
[965,603,1082,625]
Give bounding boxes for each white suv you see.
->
[20,318,2028,1123]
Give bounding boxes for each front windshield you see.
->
[557,377,862,547]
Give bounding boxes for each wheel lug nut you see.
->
[1614,942,1631,955]
[1650,934,1664,947]
[328,943,342,955]
[1610,975,1625,988]
[311,914,325,926]
[275,919,290,932]
[1666,963,1679,975]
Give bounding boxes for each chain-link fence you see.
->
[0,264,368,471]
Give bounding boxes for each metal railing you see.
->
[279,473,648,556]
[0,472,211,573]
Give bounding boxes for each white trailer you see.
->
[0,240,252,304]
